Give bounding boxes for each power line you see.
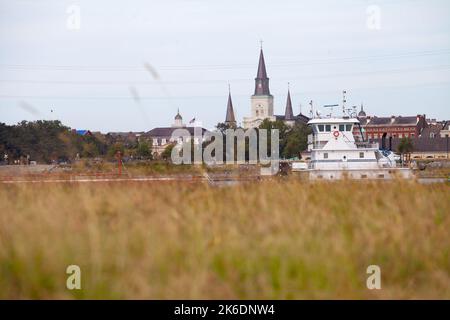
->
[0,50,448,72]
[1,80,449,101]
[1,64,449,85]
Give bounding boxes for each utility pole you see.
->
[116,151,122,176]
[446,134,449,159]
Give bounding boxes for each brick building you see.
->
[354,110,427,142]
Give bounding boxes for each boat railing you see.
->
[355,141,379,149]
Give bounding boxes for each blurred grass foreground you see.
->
[0,179,449,299]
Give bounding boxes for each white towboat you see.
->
[292,117,413,180]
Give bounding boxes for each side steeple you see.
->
[225,85,236,126]
[284,85,294,120]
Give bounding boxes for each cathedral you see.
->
[225,47,309,128]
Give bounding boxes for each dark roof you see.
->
[284,89,294,120]
[368,117,392,125]
[106,131,143,137]
[420,124,443,138]
[395,116,417,125]
[225,92,236,124]
[295,113,310,123]
[358,105,366,117]
[275,113,309,124]
[147,126,208,138]
[366,116,418,126]
[358,118,369,125]
[372,137,449,152]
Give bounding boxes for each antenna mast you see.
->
[342,90,347,116]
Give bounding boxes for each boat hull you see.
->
[305,168,413,180]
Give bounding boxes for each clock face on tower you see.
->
[258,83,262,88]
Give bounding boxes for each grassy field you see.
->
[0,179,449,299]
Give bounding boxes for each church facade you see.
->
[225,48,309,129]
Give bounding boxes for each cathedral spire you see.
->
[254,48,270,95]
[225,85,236,126]
[284,85,294,120]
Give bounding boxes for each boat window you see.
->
[325,125,331,132]
[359,152,364,158]
[318,125,324,132]
[346,124,352,131]
[323,153,328,159]
[339,124,345,131]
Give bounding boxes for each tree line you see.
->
[0,121,152,164]
[0,119,311,165]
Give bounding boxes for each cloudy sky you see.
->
[1,0,449,132]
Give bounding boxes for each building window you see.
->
[318,125,324,132]
[359,152,364,158]
[161,138,166,145]
[346,124,352,131]
[325,125,331,132]
[153,138,158,146]
[323,153,328,159]
[339,124,345,131]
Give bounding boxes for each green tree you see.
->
[282,123,310,159]
[216,122,237,134]
[82,142,100,158]
[161,143,175,161]
[108,142,125,158]
[258,119,289,158]
[136,140,152,159]
[397,137,414,163]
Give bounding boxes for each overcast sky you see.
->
[1,0,449,132]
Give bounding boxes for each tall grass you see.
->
[0,180,448,299]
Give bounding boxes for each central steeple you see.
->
[243,44,275,129]
[254,48,270,95]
